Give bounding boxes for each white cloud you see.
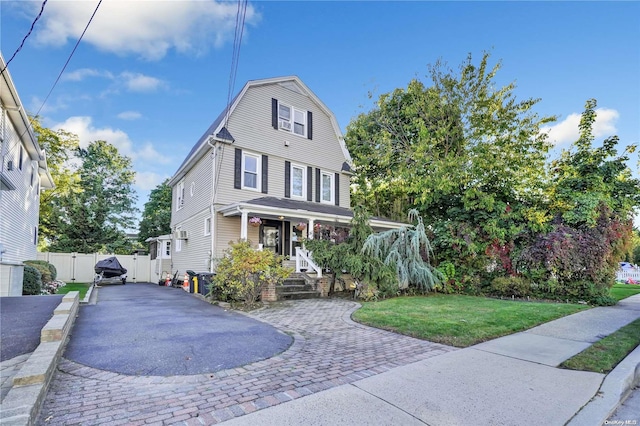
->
[135,171,170,191]
[63,68,113,82]
[121,72,165,92]
[52,116,173,190]
[117,111,142,120]
[29,0,260,60]
[541,108,619,146]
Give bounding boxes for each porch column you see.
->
[307,219,314,240]
[240,210,248,240]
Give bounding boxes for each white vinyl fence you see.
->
[36,252,152,283]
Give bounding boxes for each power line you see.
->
[215,0,248,199]
[0,0,48,77]
[33,0,103,119]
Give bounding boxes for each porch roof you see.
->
[218,197,406,230]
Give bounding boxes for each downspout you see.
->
[207,137,216,273]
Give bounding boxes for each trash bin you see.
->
[197,272,215,296]
[186,270,197,293]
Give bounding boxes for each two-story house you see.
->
[1,52,54,296]
[168,76,400,277]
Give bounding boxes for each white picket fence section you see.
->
[36,252,152,283]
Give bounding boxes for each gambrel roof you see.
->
[168,76,351,186]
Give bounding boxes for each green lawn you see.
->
[610,283,640,301]
[561,318,640,373]
[56,282,90,300]
[352,294,588,347]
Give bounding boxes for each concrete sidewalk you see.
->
[225,294,640,426]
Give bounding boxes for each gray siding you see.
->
[0,109,40,263]
[171,150,213,228]
[215,83,351,208]
[171,209,213,274]
[213,214,260,259]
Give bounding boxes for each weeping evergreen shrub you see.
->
[362,209,442,291]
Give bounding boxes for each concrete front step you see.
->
[278,290,321,300]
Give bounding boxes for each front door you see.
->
[261,224,280,255]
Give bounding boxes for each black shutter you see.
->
[234,148,242,189]
[335,173,340,206]
[315,168,320,202]
[284,161,291,198]
[262,155,268,194]
[307,166,313,201]
[272,98,278,129]
[307,111,313,140]
[284,223,291,256]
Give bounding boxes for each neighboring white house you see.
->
[167,76,401,277]
[146,234,172,284]
[0,52,54,296]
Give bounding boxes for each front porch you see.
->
[217,196,404,301]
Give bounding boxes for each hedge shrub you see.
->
[24,260,53,283]
[24,260,57,281]
[23,265,43,295]
[490,276,531,298]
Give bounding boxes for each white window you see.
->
[204,217,211,236]
[291,164,305,198]
[242,152,260,190]
[293,109,306,137]
[321,171,334,204]
[19,146,24,171]
[278,104,291,131]
[176,181,185,210]
[33,226,38,245]
[278,103,306,137]
[175,235,182,252]
[30,163,35,188]
[190,182,195,197]
[165,241,171,256]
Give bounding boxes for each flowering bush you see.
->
[41,280,67,295]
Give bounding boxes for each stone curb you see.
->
[567,344,640,426]
[80,284,94,304]
[0,291,79,426]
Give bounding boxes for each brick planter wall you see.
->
[261,281,277,302]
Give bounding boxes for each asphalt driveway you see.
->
[0,295,63,361]
[64,283,292,376]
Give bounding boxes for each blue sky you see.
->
[2,0,639,227]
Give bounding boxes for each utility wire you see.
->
[215,0,248,200]
[0,0,48,77]
[33,0,103,119]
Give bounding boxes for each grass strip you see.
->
[610,283,640,301]
[352,294,587,347]
[56,282,90,300]
[560,318,640,373]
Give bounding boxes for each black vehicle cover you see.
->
[94,257,127,278]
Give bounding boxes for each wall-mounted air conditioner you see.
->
[174,230,188,240]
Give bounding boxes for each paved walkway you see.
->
[36,299,453,425]
[0,353,30,402]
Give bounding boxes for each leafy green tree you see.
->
[138,179,172,242]
[49,140,138,254]
[346,52,555,277]
[549,99,639,227]
[31,116,80,250]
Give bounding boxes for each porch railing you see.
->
[295,247,322,278]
